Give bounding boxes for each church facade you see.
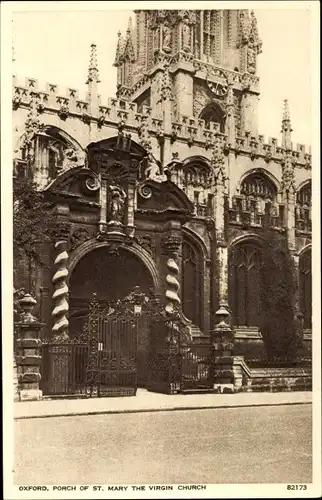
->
[13,9,312,392]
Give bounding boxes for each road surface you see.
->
[14,403,312,484]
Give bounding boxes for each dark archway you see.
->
[199,102,225,133]
[69,246,154,386]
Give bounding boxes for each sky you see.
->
[12,5,313,146]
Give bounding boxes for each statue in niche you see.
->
[182,19,190,51]
[162,24,172,53]
[107,185,127,224]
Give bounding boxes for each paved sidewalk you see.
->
[14,389,312,420]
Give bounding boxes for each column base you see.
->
[19,389,43,402]
[213,383,235,394]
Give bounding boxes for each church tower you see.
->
[114,9,262,136]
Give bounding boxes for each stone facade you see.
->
[13,9,312,360]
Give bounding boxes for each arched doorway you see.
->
[69,246,155,387]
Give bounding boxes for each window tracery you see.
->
[296,182,311,233]
[181,238,203,328]
[229,242,263,327]
[167,159,213,216]
[29,127,85,180]
[229,172,282,228]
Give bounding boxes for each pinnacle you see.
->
[281,99,293,147]
[127,16,133,35]
[282,99,291,122]
[114,32,125,66]
[87,43,100,84]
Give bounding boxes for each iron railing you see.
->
[40,341,89,396]
[180,344,213,391]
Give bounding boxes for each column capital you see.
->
[161,233,182,256]
[52,222,70,242]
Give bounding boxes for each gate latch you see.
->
[98,342,103,351]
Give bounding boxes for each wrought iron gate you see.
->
[85,295,139,397]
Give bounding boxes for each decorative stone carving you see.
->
[22,92,44,163]
[135,234,156,259]
[137,116,152,151]
[12,95,21,110]
[61,148,86,171]
[162,24,172,53]
[159,62,173,102]
[281,152,296,194]
[58,105,70,121]
[70,227,92,251]
[153,28,160,53]
[211,135,226,186]
[142,153,167,183]
[161,234,182,256]
[247,42,256,74]
[182,19,191,52]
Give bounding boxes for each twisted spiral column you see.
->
[52,239,69,339]
[161,233,182,316]
[165,258,181,315]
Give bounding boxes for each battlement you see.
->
[12,74,311,169]
[234,131,311,168]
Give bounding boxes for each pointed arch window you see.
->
[299,248,312,329]
[229,242,263,327]
[230,172,282,227]
[296,182,311,232]
[181,238,203,328]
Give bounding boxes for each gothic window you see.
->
[48,147,57,178]
[194,12,201,59]
[229,242,263,327]
[231,173,281,227]
[296,182,311,232]
[202,10,221,64]
[181,239,203,328]
[35,126,84,180]
[300,248,312,329]
[241,174,276,200]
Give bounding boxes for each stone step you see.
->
[180,388,216,395]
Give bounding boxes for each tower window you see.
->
[199,102,225,133]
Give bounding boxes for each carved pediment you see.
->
[45,166,100,204]
[87,135,149,183]
[137,179,194,215]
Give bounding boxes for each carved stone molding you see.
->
[70,228,92,251]
[58,105,70,121]
[161,234,182,256]
[135,234,156,260]
[51,222,70,242]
